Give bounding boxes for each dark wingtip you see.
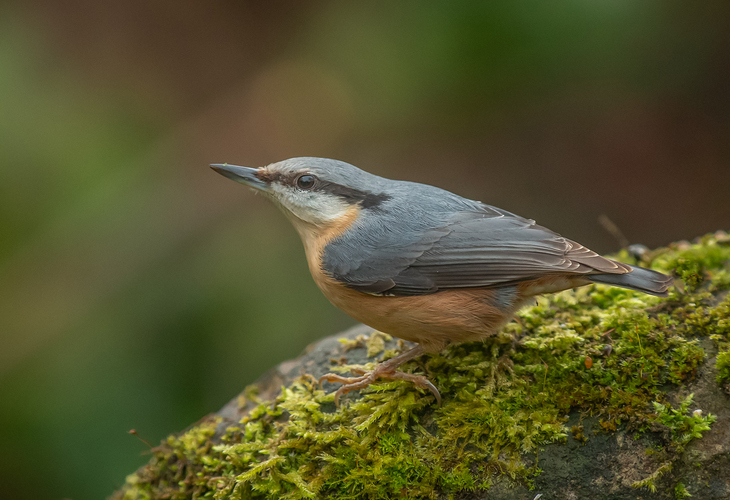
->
[589,265,674,297]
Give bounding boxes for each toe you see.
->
[319,373,357,386]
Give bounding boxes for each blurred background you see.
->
[0,1,728,498]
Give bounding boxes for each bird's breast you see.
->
[293,205,360,289]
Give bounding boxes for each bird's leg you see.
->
[319,344,440,407]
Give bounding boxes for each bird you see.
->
[211,158,673,406]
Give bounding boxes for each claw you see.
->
[388,371,442,406]
[318,344,441,407]
[420,378,442,406]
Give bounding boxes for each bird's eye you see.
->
[296,174,316,190]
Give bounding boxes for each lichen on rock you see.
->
[113,232,730,500]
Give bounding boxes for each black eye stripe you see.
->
[258,170,391,209]
[316,181,391,209]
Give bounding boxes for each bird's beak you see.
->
[210,164,270,192]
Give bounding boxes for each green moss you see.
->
[653,233,730,292]
[115,233,730,500]
[631,394,716,492]
[674,481,692,499]
[651,394,716,454]
[631,461,673,493]
[717,348,730,386]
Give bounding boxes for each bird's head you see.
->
[211,157,391,228]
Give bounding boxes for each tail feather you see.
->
[588,264,674,297]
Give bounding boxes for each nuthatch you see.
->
[211,158,673,405]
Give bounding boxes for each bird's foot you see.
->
[319,364,441,407]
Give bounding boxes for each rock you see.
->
[112,233,730,500]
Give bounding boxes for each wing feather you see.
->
[323,205,629,296]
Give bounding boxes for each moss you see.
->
[716,348,730,387]
[120,418,222,500]
[630,394,716,492]
[674,481,692,499]
[115,232,730,500]
[651,394,716,454]
[365,331,392,358]
[570,424,587,444]
[631,461,673,493]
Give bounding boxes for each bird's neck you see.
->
[285,206,360,278]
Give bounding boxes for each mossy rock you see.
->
[112,232,730,500]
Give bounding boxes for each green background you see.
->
[0,2,728,499]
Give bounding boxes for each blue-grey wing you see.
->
[321,206,628,296]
